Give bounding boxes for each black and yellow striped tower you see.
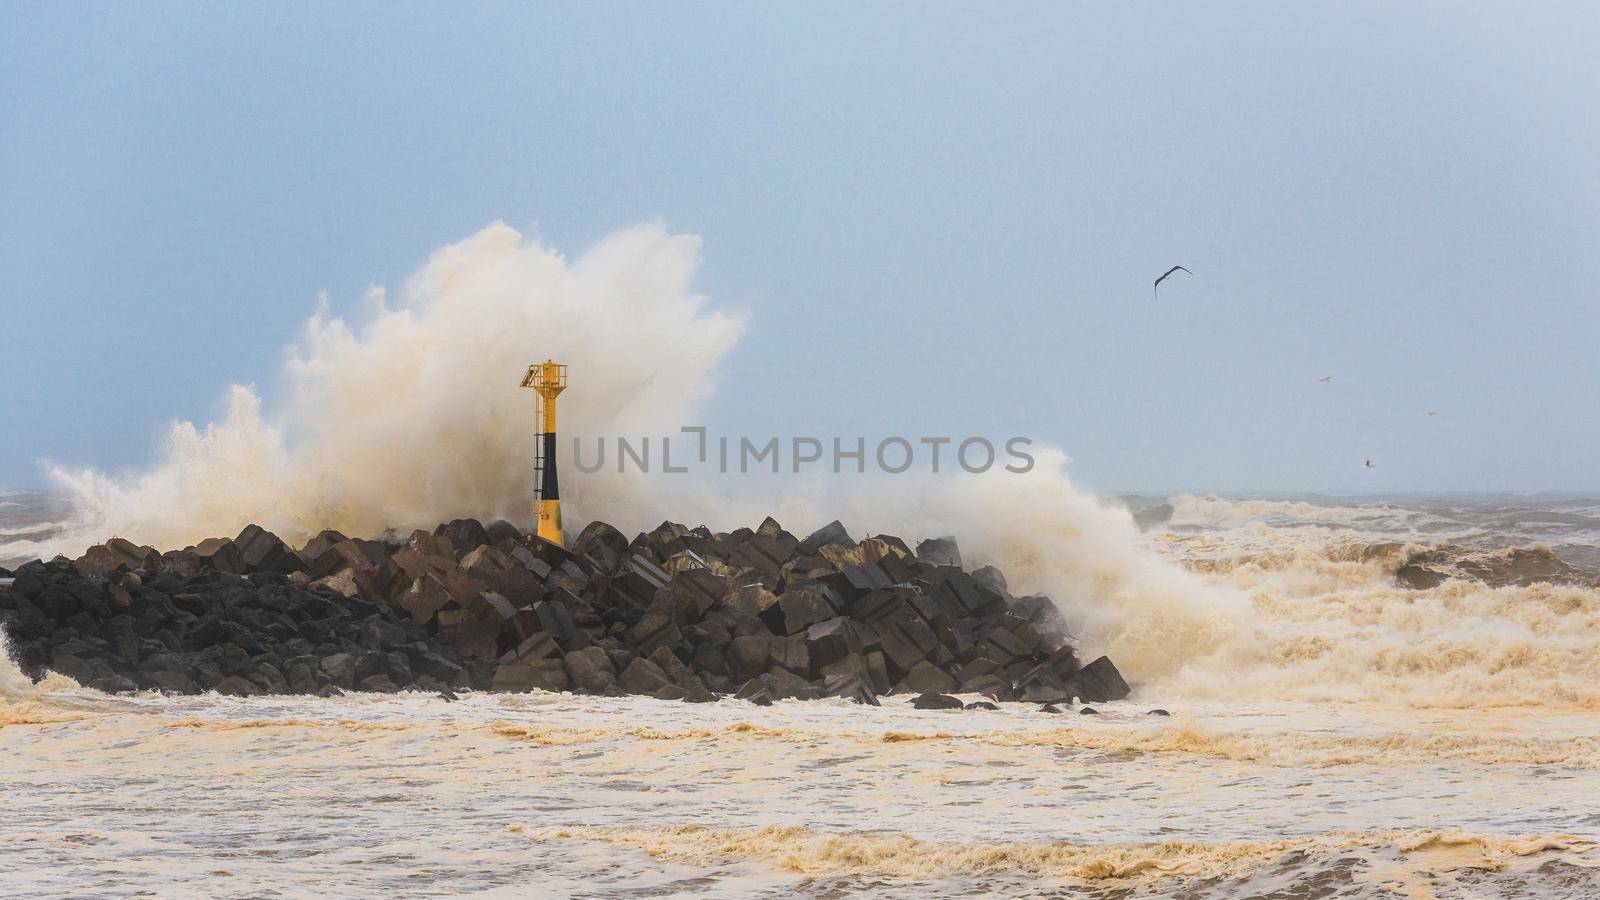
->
[520,360,568,546]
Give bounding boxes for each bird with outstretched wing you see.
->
[1153,265,1191,297]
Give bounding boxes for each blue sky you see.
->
[3,2,1598,493]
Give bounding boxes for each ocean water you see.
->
[4,492,1600,897]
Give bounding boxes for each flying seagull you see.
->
[1153,265,1191,297]
[1363,459,1375,469]
[1318,375,1332,383]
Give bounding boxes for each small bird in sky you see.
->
[1318,375,1333,383]
[1153,265,1191,297]
[1425,411,1438,417]
[1363,459,1375,469]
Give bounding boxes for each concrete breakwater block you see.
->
[0,516,1131,705]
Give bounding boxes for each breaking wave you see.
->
[1145,522,1600,707]
[0,633,89,727]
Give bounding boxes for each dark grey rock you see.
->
[915,537,962,568]
[87,675,138,694]
[900,661,958,695]
[359,674,400,693]
[821,672,879,706]
[618,657,673,695]
[213,675,260,697]
[144,670,196,694]
[1073,655,1131,703]
[797,520,854,556]
[971,565,1008,597]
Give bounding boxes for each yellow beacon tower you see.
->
[520,360,568,546]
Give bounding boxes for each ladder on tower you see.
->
[531,392,547,505]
